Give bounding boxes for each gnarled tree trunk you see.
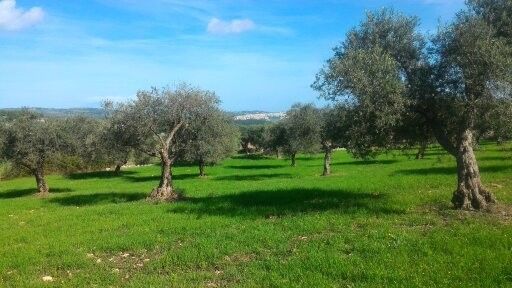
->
[114,158,128,174]
[322,147,332,176]
[149,149,180,202]
[291,153,296,167]
[198,160,206,177]
[34,167,49,196]
[415,141,427,159]
[452,130,496,210]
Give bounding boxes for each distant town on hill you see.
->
[0,108,285,126]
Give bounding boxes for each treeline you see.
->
[0,84,240,200]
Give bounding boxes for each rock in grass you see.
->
[42,276,54,282]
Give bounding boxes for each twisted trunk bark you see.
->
[452,130,496,210]
[34,167,49,196]
[149,149,180,202]
[415,141,427,159]
[198,159,206,177]
[291,153,296,167]
[322,148,332,176]
[276,149,281,159]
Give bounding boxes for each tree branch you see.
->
[165,121,184,147]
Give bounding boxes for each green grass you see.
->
[0,144,511,287]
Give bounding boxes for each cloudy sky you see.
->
[0,0,465,111]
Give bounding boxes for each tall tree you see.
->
[281,103,322,167]
[182,108,239,177]
[0,112,64,195]
[105,84,220,202]
[313,7,512,210]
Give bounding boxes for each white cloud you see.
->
[207,17,255,35]
[0,0,44,31]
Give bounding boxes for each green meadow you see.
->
[1,144,511,287]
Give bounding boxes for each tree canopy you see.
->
[105,83,222,201]
[313,5,512,210]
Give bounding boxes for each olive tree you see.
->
[313,6,512,210]
[320,105,348,176]
[105,84,220,202]
[281,103,322,167]
[239,126,266,154]
[56,116,112,173]
[263,122,287,158]
[0,112,65,195]
[182,108,239,177]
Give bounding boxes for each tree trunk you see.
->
[291,153,296,167]
[114,158,128,175]
[415,141,427,160]
[34,168,49,196]
[276,149,281,159]
[322,148,332,176]
[452,130,496,210]
[149,149,180,202]
[199,160,206,177]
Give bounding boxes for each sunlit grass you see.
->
[0,143,511,287]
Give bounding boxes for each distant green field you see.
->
[0,144,511,287]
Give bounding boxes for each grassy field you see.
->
[0,144,511,287]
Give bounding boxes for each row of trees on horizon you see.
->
[1,0,511,211]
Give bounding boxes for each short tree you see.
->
[57,116,112,173]
[320,105,348,176]
[239,126,266,154]
[98,115,133,174]
[0,112,64,195]
[105,84,220,202]
[281,103,322,166]
[182,108,239,177]
[313,6,512,210]
[263,122,287,158]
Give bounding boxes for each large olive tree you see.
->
[313,5,512,210]
[0,112,64,195]
[105,84,220,202]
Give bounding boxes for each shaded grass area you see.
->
[0,143,511,287]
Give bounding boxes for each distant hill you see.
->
[230,111,285,126]
[0,107,106,118]
[0,108,285,125]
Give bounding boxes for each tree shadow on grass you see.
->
[66,170,137,180]
[393,164,511,176]
[123,173,198,183]
[333,159,398,166]
[477,155,512,161]
[214,173,293,181]
[171,188,403,218]
[226,164,288,170]
[233,154,269,161]
[0,188,73,199]
[49,192,146,206]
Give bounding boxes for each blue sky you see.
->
[0,0,465,111]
